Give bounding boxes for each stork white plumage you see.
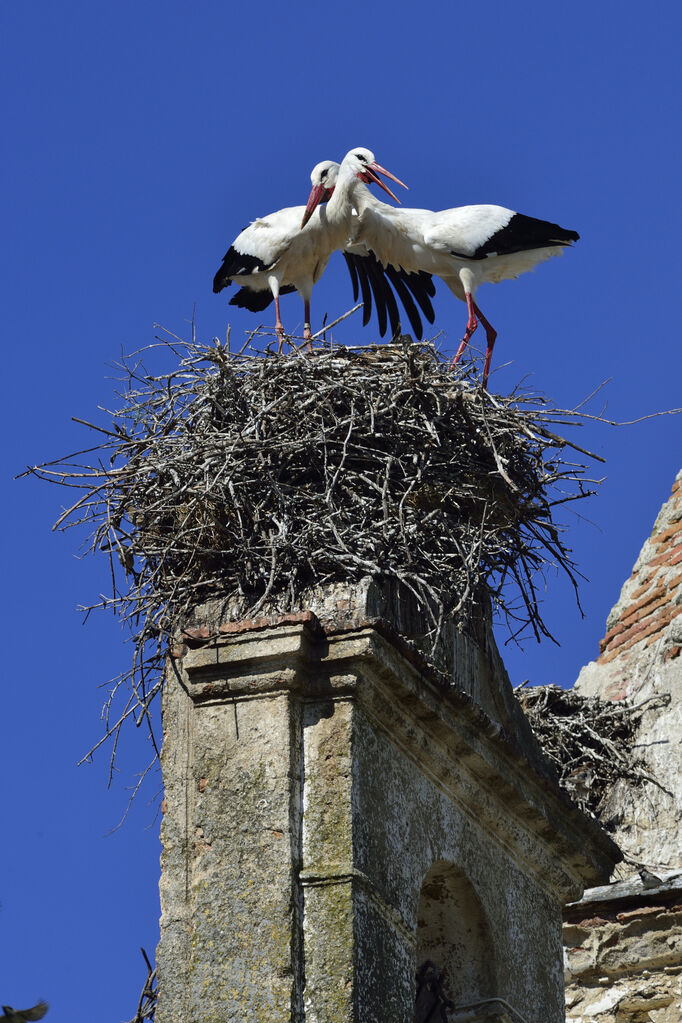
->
[306,181,579,387]
[229,229,437,344]
[213,149,408,350]
[360,196,579,387]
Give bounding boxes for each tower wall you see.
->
[157,601,618,1023]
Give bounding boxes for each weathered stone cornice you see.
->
[177,612,620,900]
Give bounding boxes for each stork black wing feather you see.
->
[422,270,436,299]
[358,255,389,337]
[342,252,360,303]
[384,267,436,339]
[229,285,296,312]
[350,252,395,336]
[407,270,437,322]
[347,252,437,340]
[347,254,374,327]
[213,245,268,293]
[408,271,437,322]
[467,213,580,260]
[367,255,400,338]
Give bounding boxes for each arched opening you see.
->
[415,861,497,1019]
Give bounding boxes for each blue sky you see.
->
[2,2,681,1019]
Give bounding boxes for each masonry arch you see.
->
[415,860,497,1014]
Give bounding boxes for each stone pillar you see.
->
[157,603,619,1023]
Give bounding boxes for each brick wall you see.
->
[596,472,682,669]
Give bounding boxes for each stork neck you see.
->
[314,163,359,250]
[348,180,387,215]
[323,163,358,226]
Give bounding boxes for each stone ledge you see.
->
[175,613,620,897]
[565,872,682,921]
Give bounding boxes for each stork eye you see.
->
[354,152,367,162]
[320,169,327,179]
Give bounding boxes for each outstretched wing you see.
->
[343,247,435,340]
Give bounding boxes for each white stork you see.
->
[305,178,579,387]
[213,149,423,348]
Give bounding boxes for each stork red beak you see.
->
[301,183,327,229]
[363,161,408,204]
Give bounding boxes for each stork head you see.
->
[311,160,340,189]
[341,148,408,203]
[304,159,340,214]
[301,148,407,228]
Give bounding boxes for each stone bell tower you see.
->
[156,580,620,1023]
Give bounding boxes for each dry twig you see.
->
[124,948,157,1023]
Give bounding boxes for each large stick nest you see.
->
[25,330,603,781]
[517,685,670,821]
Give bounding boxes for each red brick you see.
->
[664,645,682,661]
[622,607,679,652]
[668,569,682,591]
[619,585,668,625]
[644,607,682,646]
[649,543,682,568]
[599,646,625,664]
[218,610,321,635]
[604,679,629,700]
[629,572,660,600]
[600,621,625,650]
[616,905,664,922]
[600,606,681,661]
[651,519,682,545]
[629,592,675,626]
[599,631,616,653]
[182,625,213,642]
[601,617,650,654]
[621,568,682,616]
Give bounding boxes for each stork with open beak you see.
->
[300,152,406,229]
[213,149,425,348]
[342,186,579,388]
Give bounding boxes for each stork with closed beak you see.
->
[213,150,417,349]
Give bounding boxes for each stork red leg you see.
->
[473,301,497,390]
[303,300,313,352]
[274,295,286,354]
[450,291,478,369]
